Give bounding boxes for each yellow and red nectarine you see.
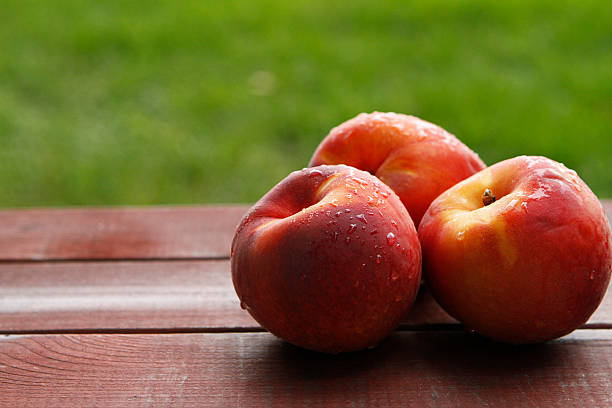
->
[419,156,612,343]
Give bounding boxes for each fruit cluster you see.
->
[231,112,612,353]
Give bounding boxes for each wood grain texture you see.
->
[0,330,610,407]
[0,260,455,332]
[0,205,249,261]
[0,201,609,262]
[0,203,610,406]
[1,260,610,333]
[0,260,250,332]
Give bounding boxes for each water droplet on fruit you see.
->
[386,232,397,246]
[356,214,367,224]
[370,229,378,235]
[335,211,343,217]
[347,224,357,234]
[394,295,402,302]
[391,220,398,229]
[329,199,339,207]
[346,193,353,199]
[345,236,351,244]
[309,169,324,178]
[353,280,360,288]
[590,270,595,280]
[505,199,519,211]
[332,231,339,241]
[240,301,247,310]
[391,270,399,281]
[528,184,551,201]
[380,190,390,198]
[376,254,382,264]
[344,208,351,213]
[457,231,465,241]
[352,177,369,186]
[360,263,367,271]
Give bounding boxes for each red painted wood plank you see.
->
[0,260,252,332]
[0,201,609,262]
[1,260,610,333]
[0,260,453,332]
[0,205,249,261]
[0,330,610,407]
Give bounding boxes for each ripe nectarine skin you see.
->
[309,112,486,225]
[419,156,612,343]
[231,165,422,353]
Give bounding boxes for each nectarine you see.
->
[310,112,486,225]
[418,156,612,343]
[231,165,422,353]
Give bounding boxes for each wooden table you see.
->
[1,203,611,407]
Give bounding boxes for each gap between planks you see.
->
[3,323,611,337]
[0,325,460,336]
[0,256,230,264]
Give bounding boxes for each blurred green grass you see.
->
[0,0,610,207]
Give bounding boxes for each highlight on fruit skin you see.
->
[231,164,422,353]
[310,112,486,226]
[418,155,612,344]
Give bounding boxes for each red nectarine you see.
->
[310,112,486,225]
[232,165,422,353]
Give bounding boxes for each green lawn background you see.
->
[1,0,610,207]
